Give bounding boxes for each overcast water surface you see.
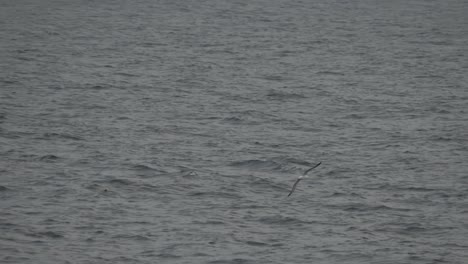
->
[1,0,468,263]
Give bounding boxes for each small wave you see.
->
[115,72,138,77]
[266,90,305,100]
[229,159,281,171]
[326,203,411,212]
[131,164,163,172]
[245,240,269,247]
[427,40,452,46]
[39,154,60,162]
[209,258,253,264]
[107,256,140,262]
[365,184,437,192]
[0,130,32,139]
[401,186,437,192]
[157,253,182,259]
[116,116,131,120]
[324,168,353,178]
[316,70,345,75]
[414,74,445,79]
[41,132,83,141]
[0,185,9,192]
[127,164,169,178]
[108,178,134,186]
[377,224,427,235]
[86,104,107,110]
[181,170,199,178]
[249,178,285,192]
[222,116,243,123]
[85,183,109,192]
[327,192,364,198]
[258,214,310,225]
[430,136,454,142]
[193,252,211,257]
[261,75,288,82]
[193,220,225,225]
[188,191,242,199]
[284,157,318,167]
[89,84,111,90]
[132,165,154,171]
[112,234,150,241]
[29,231,64,239]
[233,203,270,211]
[344,113,366,119]
[229,157,316,175]
[402,225,427,233]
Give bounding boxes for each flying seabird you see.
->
[287,162,322,197]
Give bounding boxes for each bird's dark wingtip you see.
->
[303,162,322,175]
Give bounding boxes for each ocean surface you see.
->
[1,0,468,263]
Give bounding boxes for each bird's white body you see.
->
[287,162,321,197]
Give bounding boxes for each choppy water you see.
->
[1,0,468,263]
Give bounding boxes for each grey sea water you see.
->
[1,0,468,263]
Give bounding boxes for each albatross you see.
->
[287,162,322,197]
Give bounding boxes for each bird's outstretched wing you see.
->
[288,162,322,197]
[288,178,302,197]
[303,162,322,176]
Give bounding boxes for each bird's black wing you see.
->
[288,178,302,197]
[303,162,322,176]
